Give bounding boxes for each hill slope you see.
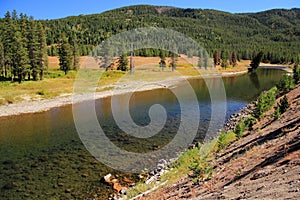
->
[139,84,300,199]
[40,5,300,63]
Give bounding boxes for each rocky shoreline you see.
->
[109,101,257,199]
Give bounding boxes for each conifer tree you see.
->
[0,36,4,77]
[213,49,219,67]
[159,51,166,71]
[3,11,14,78]
[231,51,237,66]
[117,54,128,71]
[250,51,264,71]
[58,34,72,75]
[69,33,80,70]
[36,22,48,80]
[27,18,39,80]
[12,31,30,83]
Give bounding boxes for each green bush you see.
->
[189,156,213,183]
[273,95,289,119]
[244,115,256,130]
[253,86,278,118]
[293,65,299,84]
[234,120,246,138]
[277,74,295,93]
[217,131,236,149]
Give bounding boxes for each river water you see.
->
[0,69,284,199]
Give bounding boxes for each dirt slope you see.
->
[141,85,300,200]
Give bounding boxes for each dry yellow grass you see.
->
[0,56,250,104]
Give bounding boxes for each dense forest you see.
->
[0,5,300,81]
[0,11,48,82]
[40,5,300,63]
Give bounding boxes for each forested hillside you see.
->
[40,5,300,63]
[0,5,299,82]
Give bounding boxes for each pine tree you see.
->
[58,34,73,75]
[70,33,80,70]
[11,31,30,83]
[3,11,14,78]
[170,51,177,72]
[117,54,128,71]
[27,18,39,80]
[0,36,4,77]
[197,49,203,69]
[213,49,219,67]
[159,51,166,71]
[293,65,299,84]
[231,51,237,66]
[36,22,48,80]
[250,51,264,71]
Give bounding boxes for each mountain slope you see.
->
[38,5,300,62]
[137,84,300,199]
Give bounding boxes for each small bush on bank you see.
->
[244,115,256,130]
[234,120,246,138]
[253,86,278,118]
[273,95,290,119]
[293,65,299,84]
[277,74,295,93]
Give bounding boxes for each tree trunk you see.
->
[39,70,43,80]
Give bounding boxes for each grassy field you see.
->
[0,56,250,105]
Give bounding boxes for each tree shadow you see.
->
[249,71,260,90]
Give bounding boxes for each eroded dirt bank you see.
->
[139,85,300,200]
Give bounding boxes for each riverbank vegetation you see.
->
[124,70,299,199]
[1,6,299,104]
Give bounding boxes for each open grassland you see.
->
[0,56,250,105]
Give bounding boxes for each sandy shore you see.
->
[0,66,290,118]
[0,75,194,117]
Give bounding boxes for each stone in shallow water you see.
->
[65,188,72,193]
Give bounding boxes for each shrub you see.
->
[234,120,246,138]
[217,131,236,149]
[253,86,278,118]
[277,74,295,93]
[273,95,289,119]
[273,106,281,119]
[244,115,256,130]
[279,95,289,113]
[189,156,213,183]
[293,65,299,84]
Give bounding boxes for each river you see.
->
[0,69,284,199]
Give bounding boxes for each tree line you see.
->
[1,6,300,79]
[40,5,300,64]
[0,10,48,83]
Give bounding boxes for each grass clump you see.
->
[36,89,50,98]
[0,98,6,105]
[217,131,237,149]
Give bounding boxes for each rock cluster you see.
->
[145,159,169,185]
[222,102,255,133]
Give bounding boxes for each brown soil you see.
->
[140,85,300,200]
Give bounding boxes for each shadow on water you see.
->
[249,71,260,90]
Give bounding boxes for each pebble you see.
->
[65,189,72,193]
